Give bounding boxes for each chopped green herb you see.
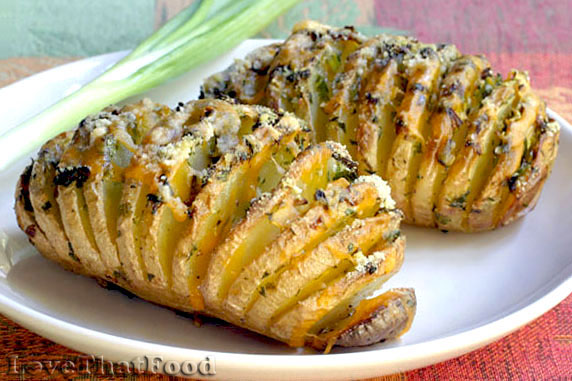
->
[434,212,451,225]
[325,52,342,72]
[449,190,470,209]
[314,74,330,102]
[332,162,356,181]
[188,244,198,258]
[349,75,361,101]
[383,230,401,243]
[216,168,231,181]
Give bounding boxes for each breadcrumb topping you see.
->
[355,175,395,210]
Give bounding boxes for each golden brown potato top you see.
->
[201,21,560,232]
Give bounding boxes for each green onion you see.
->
[0,0,300,171]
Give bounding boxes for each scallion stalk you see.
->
[0,0,300,171]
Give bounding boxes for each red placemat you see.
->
[1,297,571,379]
[374,2,572,377]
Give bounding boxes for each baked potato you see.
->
[15,98,415,350]
[202,21,560,232]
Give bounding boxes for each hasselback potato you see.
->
[202,21,560,232]
[15,98,415,350]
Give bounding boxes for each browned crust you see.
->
[14,97,409,350]
[202,21,560,232]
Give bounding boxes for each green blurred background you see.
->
[0,0,401,59]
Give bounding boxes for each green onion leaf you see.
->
[0,0,300,171]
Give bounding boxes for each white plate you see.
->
[0,40,571,380]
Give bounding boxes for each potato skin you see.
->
[202,143,349,316]
[412,55,490,228]
[219,177,380,324]
[334,288,416,348]
[273,236,406,347]
[14,98,411,350]
[15,164,60,266]
[202,21,560,232]
[25,132,87,274]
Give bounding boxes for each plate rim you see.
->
[0,47,571,380]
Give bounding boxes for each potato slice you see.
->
[386,45,458,222]
[84,177,125,272]
[16,97,414,350]
[468,89,541,230]
[248,212,401,334]
[128,100,248,301]
[356,58,401,176]
[62,101,172,285]
[411,55,490,227]
[51,118,115,277]
[271,236,405,347]
[172,110,311,311]
[323,37,398,157]
[497,113,560,226]
[266,21,363,142]
[82,111,139,280]
[221,176,383,323]
[201,21,560,232]
[14,165,60,266]
[202,142,357,314]
[55,126,112,279]
[116,180,151,289]
[27,132,85,273]
[55,167,108,277]
[436,71,525,231]
[201,43,281,105]
[317,288,415,350]
[134,137,201,294]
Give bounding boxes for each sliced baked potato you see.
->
[15,98,413,350]
[202,21,560,232]
[15,164,61,267]
[26,131,87,274]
